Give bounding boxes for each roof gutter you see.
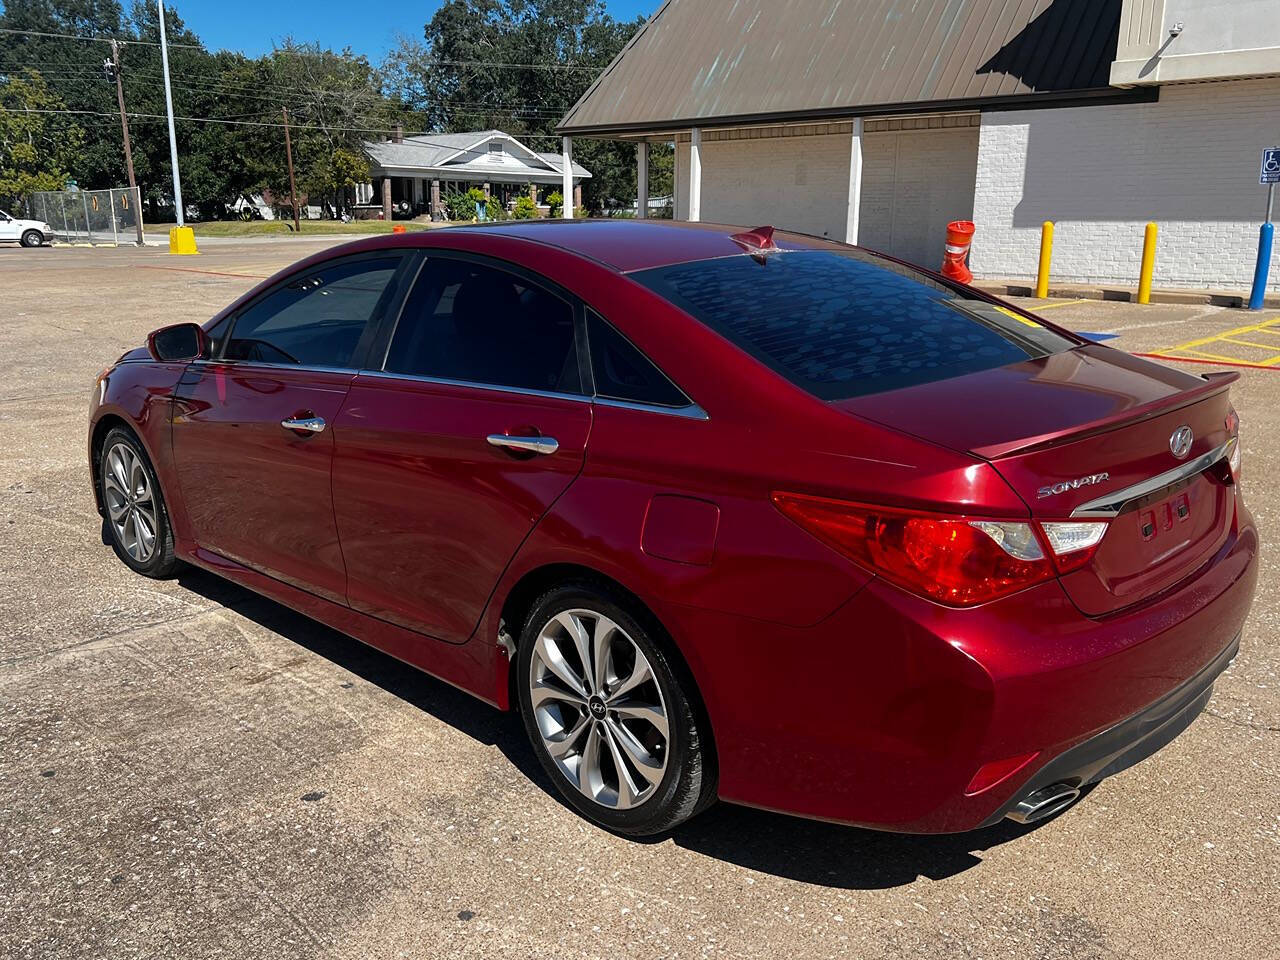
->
[556,86,1159,137]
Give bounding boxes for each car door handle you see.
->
[486,434,559,455]
[281,415,326,434]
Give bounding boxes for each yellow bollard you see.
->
[1035,221,1054,299]
[1137,222,1157,305]
[168,226,198,255]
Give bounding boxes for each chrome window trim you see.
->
[189,359,358,376]
[355,369,709,419]
[357,369,592,404]
[593,396,709,421]
[1070,438,1236,518]
[188,359,710,419]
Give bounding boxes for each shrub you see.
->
[512,194,538,219]
[445,191,475,221]
[546,190,564,218]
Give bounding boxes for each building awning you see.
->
[558,0,1135,136]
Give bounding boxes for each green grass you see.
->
[144,219,436,238]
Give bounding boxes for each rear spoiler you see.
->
[971,370,1239,460]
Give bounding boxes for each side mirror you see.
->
[147,322,208,362]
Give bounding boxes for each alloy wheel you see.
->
[102,441,158,564]
[529,608,670,809]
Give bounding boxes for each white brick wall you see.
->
[675,132,852,239]
[972,78,1280,291]
[859,128,979,267]
[673,123,979,263]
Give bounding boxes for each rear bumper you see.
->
[664,503,1258,833]
[978,631,1239,828]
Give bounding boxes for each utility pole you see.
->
[103,41,137,192]
[156,0,184,227]
[282,107,300,232]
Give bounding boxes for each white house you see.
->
[359,129,591,220]
[558,0,1280,292]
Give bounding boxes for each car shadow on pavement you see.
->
[665,803,1050,889]
[175,566,1056,891]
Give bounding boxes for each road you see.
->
[1,240,1276,959]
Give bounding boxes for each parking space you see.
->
[2,242,1277,959]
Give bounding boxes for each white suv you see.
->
[0,210,52,247]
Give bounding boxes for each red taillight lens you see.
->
[772,493,1057,607]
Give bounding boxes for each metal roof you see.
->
[559,0,1126,135]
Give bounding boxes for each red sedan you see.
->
[88,221,1257,836]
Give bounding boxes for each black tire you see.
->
[20,229,43,248]
[98,426,182,578]
[516,581,716,836]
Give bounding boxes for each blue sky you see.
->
[179,0,658,59]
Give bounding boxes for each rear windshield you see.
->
[632,249,1077,400]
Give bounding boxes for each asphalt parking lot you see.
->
[2,239,1277,960]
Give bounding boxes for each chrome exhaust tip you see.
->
[1007,782,1081,824]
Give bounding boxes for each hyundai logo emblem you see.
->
[1170,425,1194,459]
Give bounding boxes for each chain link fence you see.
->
[24,187,144,246]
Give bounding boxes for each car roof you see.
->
[411,219,836,273]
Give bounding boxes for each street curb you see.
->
[972,279,1280,309]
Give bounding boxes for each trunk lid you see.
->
[839,346,1238,615]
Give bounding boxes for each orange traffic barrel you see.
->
[941,220,975,284]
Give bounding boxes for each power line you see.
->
[11,107,582,148]
[0,26,205,50]
[27,77,570,123]
[21,69,572,120]
[0,27,607,69]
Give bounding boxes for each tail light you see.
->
[1039,521,1107,573]
[773,493,1110,607]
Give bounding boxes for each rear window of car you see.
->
[631,249,1078,400]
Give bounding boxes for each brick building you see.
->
[557,0,1280,291]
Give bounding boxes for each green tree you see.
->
[0,0,130,191]
[381,0,646,212]
[0,69,85,207]
[0,1,409,219]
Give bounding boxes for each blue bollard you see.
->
[1249,222,1274,310]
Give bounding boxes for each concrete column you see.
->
[430,179,440,221]
[845,118,863,245]
[483,182,490,200]
[562,137,574,219]
[636,141,649,218]
[381,176,392,221]
[688,128,702,222]
[529,183,537,203]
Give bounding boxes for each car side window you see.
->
[586,310,691,408]
[384,257,582,394]
[224,256,402,368]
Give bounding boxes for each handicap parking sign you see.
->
[1263,147,1280,184]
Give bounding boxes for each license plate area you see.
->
[1061,468,1231,613]
[1132,474,1197,543]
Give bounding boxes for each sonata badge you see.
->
[1037,472,1110,499]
